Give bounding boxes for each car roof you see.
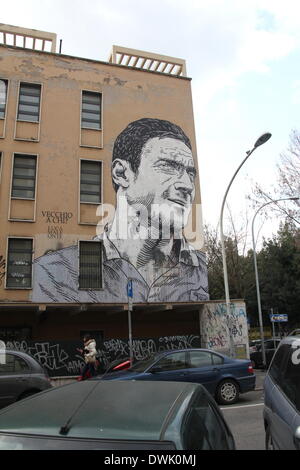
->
[279,335,300,344]
[0,380,200,441]
[2,350,42,367]
[4,349,35,357]
[153,348,226,358]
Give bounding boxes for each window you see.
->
[269,343,290,384]
[12,154,37,199]
[6,238,33,289]
[189,351,213,368]
[79,241,102,289]
[80,160,102,203]
[182,389,231,450]
[0,353,30,374]
[0,79,8,119]
[212,354,224,365]
[81,91,102,129]
[280,345,300,411]
[155,352,187,371]
[265,340,280,350]
[17,83,41,122]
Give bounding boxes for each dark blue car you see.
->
[97,348,256,405]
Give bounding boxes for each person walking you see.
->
[77,334,97,380]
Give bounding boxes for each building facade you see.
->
[0,25,249,373]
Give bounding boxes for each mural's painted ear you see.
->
[111,159,133,189]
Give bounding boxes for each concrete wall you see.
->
[200,301,249,358]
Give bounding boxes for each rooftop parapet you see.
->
[0,24,57,53]
[109,45,187,77]
[0,25,187,78]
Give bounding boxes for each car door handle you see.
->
[213,368,220,372]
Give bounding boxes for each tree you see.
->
[251,129,300,224]
[277,130,300,219]
[257,222,300,327]
[204,221,300,329]
[204,218,255,304]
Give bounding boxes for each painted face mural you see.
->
[125,137,196,231]
[32,118,209,303]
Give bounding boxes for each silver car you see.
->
[0,349,52,409]
[263,334,300,450]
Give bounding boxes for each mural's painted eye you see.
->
[187,169,196,182]
[156,160,178,173]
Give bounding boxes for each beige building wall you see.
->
[0,37,204,304]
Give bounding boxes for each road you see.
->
[221,370,266,450]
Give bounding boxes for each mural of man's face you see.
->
[126,137,196,233]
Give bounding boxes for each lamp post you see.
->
[251,196,299,368]
[220,132,272,357]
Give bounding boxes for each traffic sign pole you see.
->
[127,280,133,364]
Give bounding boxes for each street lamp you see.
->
[251,196,299,368]
[220,132,272,357]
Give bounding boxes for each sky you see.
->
[1,0,300,246]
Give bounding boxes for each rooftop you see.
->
[0,24,187,77]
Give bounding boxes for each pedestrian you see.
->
[77,334,97,381]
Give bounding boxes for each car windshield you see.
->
[0,434,176,450]
[255,340,279,351]
[129,355,160,372]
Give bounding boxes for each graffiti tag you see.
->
[6,335,201,377]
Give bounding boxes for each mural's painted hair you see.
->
[112,118,192,192]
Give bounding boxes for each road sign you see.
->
[270,314,288,322]
[127,280,133,298]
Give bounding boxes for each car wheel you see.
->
[265,427,275,450]
[216,379,239,405]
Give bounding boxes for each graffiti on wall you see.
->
[6,334,201,377]
[0,256,6,286]
[31,118,209,304]
[200,302,248,356]
[42,211,73,240]
[103,335,200,362]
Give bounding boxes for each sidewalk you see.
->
[254,369,266,391]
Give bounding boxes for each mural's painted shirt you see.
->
[31,228,209,303]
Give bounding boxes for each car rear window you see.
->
[280,344,300,412]
[0,434,176,450]
[129,356,157,372]
[269,343,290,384]
[182,389,232,450]
[0,354,30,373]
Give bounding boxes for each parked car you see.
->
[249,340,263,354]
[103,357,132,373]
[250,339,281,368]
[96,348,255,405]
[0,350,52,409]
[0,380,235,450]
[264,334,300,450]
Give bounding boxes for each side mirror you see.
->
[294,427,300,450]
[150,365,163,374]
